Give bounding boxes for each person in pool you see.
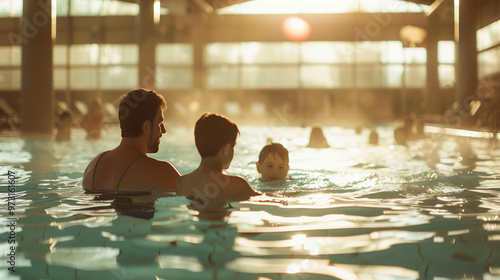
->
[256,142,290,181]
[82,97,105,141]
[82,88,180,192]
[55,110,73,142]
[307,125,329,148]
[176,113,260,210]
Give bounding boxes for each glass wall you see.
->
[206,41,427,89]
[156,44,193,89]
[1,41,430,91]
[0,46,20,89]
[477,19,500,78]
[437,40,455,88]
[54,44,138,90]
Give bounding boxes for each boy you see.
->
[256,143,290,181]
[176,113,260,210]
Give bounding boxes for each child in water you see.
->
[256,143,290,181]
[82,97,105,140]
[55,110,73,142]
[176,113,260,210]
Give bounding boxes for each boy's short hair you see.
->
[259,143,289,164]
[118,88,166,137]
[195,113,240,158]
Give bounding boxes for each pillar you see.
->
[426,11,440,115]
[21,0,53,135]
[455,0,478,107]
[138,0,156,88]
[192,15,205,93]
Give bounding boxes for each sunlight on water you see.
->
[1,126,500,279]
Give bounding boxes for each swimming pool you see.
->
[1,124,500,279]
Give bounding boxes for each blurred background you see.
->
[0,0,499,133]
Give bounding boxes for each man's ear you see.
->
[256,162,261,173]
[223,143,231,155]
[141,120,151,135]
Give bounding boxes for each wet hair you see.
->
[259,143,289,165]
[195,113,239,158]
[118,88,166,137]
[59,110,73,121]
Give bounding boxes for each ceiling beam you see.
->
[425,0,449,16]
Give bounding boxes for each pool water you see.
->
[1,125,500,280]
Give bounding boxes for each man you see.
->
[82,88,180,191]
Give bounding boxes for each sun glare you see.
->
[282,17,311,41]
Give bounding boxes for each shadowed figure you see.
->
[82,97,105,141]
[55,110,73,142]
[368,128,379,145]
[307,126,329,148]
[394,115,414,146]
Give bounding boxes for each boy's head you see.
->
[195,113,240,160]
[256,143,289,181]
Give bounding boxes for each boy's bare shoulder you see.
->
[175,172,196,196]
[223,174,260,199]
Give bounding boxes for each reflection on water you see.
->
[1,126,500,279]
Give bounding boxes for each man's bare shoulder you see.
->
[140,157,180,190]
[82,151,107,190]
[143,157,179,174]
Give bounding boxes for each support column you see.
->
[426,11,440,115]
[455,0,478,106]
[192,15,205,93]
[21,0,53,135]
[138,0,156,89]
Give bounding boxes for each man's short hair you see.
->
[195,113,239,158]
[259,143,289,164]
[118,88,166,137]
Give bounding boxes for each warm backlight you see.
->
[282,16,311,41]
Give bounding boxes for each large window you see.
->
[477,20,500,78]
[438,41,455,88]
[156,44,193,89]
[206,41,426,89]
[0,46,20,89]
[53,44,138,90]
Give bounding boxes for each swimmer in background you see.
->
[55,110,73,142]
[394,115,414,145]
[176,113,260,210]
[307,126,329,148]
[82,97,105,140]
[368,128,379,145]
[256,143,290,181]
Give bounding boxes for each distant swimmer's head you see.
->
[195,113,240,169]
[59,110,73,127]
[118,88,167,152]
[307,126,329,148]
[257,143,290,181]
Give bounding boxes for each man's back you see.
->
[83,149,179,192]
